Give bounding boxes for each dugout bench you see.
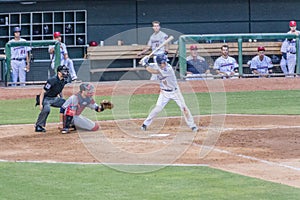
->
[86,41,283,80]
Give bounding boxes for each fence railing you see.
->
[4,40,61,84]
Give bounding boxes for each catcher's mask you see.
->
[57,65,69,78]
[80,83,95,97]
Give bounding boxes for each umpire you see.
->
[35,65,69,132]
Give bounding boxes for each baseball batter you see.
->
[9,27,31,86]
[49,32,78,81]
[138,21,169,80]
[59,83,113,134]
[280,21,300,77]
[214,44,239,79]
[250,46,273,77]
[140,54,198,132]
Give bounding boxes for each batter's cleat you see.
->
[61,128,70,134]
[140,124,147,131]
[191,126,199,132]
[35,125,46,132]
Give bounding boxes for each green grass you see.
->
[0,162,299,200]
[1,89,300,198]
[1,90,300,125]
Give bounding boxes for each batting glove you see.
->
[141,56,150,67]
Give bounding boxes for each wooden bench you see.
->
[87,41,283,74]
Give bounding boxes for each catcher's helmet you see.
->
[14,26,21,33]
[57,65,69,78]
[80,83,95,97]
[156,54,168,64]
[53,31,61,38]
[289,20,297,27]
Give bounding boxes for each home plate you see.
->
[149,133,170,137]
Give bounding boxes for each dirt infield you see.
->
[1,78,300,188]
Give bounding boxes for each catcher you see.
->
[58,83,113,134]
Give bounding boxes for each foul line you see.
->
[194,144,300,171]
[0,159,209,167]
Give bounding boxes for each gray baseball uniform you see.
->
[9,38,31,86]
[142,62,197,129]
[280,38,298,75]
[147,31,168,80]
[61,93,99,131]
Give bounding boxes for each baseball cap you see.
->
[13,27,21,32]
[190,45,198,50]
[257,46,265,52]
[289,21,297,27]
[53,31,61,38]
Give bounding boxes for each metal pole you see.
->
[178,36,187,79]
[5,43,11,84]
[54,41,60,72]
[237,38,243,75]
[296,37,300,74]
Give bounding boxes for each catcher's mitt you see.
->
[101,100,114,110]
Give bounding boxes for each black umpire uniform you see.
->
[35,65,69,132]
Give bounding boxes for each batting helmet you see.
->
[289,20,297,27]
[57,65,69,78]
[257,46,265,52]
[14,27,21,33]
[79,83,95,97]
[156,54,168,65]
[53,32,61,38]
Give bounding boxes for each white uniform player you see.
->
[140,54,198,132]
[138,21,169,80]
[250,46,273,77]
[49,32,77,81]
[280,20,300,76]
[9,27,31,86]
[214,44,239,79]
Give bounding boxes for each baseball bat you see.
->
[139,35,174,64]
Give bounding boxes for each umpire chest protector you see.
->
[44,76,66,98]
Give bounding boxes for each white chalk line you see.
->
[1,114,300,170]
[194,144,300,171]
[1,113,299,128]
[0,159,208,167]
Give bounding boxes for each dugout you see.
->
[0,0,300,83]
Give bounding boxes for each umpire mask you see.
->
[57,65,69,78]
